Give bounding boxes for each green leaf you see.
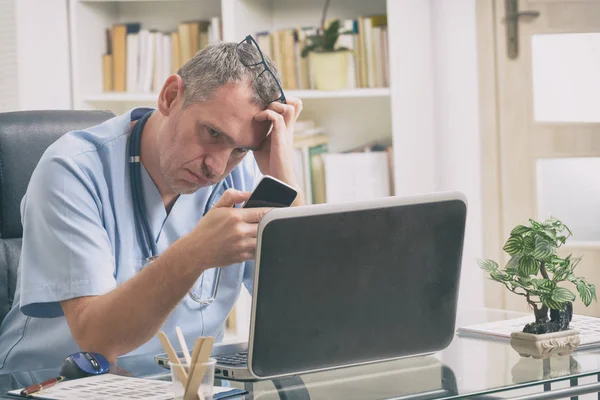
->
[544,216,560,227]
[557,235,567,244]
[490,271,510,283]
[577,281,592,307]
[530,219,544,231]
[518,255,538,276]
[503,235,524,256]
[505,255,521,275]
[553,257,572,280]
[516,276,533,287]
[301,43,319,57]
[541,295,562,310]
[591,284,597,302]
[323,19,341,51]
[538,279,556,292]
[552,287,576,303]
[511,225,532,236]
[477,258,498,272]
[533,238,554,260]
[523,235,535,253]
[570,255,583,271]
[544,227,558,241]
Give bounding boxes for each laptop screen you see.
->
[249,197,467,378]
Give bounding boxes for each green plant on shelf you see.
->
[300,0,354,58]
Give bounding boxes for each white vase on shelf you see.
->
[308,50,349,91]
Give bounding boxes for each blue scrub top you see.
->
[0,108,260,373]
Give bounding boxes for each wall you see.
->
[0,0,18,112]
[431,0,485,308]
[388,0,437,196]
[15,0,71,110]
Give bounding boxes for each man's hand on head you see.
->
[253,97,304,205]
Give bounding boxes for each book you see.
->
[293,134,329,205]
[126,32,139,93]
[111,24,127,92]
[323,152,391,203]
[102,54,113,92]
[310,143,328,204]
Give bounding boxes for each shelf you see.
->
[285,88,390,99]
[86,93,159,102]
[85,88,391,103]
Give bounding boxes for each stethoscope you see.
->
[128,110,228,306]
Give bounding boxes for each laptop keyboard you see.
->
[215,351,248,366]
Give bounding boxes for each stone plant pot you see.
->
[308,51,349,91]
[511,302,580,358]
[510,329,580,359]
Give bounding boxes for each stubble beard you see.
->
[158,147,200,195]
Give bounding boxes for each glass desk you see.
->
[3,307,600,399]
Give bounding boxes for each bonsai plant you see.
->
[478,217,596,335]
[300,0,354,90]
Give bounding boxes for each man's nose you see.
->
[204,149,230,177]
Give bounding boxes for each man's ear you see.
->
[157,75,184,115]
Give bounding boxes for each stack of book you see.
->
[256,15,389,90]
[102,18,222,93]
[293,121,329,205]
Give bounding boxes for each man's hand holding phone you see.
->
[181,189,271,271]
[181,177,297,273]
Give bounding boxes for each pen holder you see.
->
[170,358,216,400]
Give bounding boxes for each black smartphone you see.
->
[243,175,298,208]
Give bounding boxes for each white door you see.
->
[480,0,600,316]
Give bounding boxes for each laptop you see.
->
[155,191,467,381]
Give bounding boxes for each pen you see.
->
[20,376,64,396]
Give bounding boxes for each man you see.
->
[0,38,303,372]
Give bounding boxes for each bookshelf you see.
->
[68,0,393,150]
[67,0,402,342]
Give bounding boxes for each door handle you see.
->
[505,10,541,21]
[505,0,541,59]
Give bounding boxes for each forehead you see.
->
[184,83,270,146]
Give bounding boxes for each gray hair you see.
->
[177,41,282,109]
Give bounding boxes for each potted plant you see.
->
[301,0,354,90]
[477,217,597,358]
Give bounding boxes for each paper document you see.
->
[457,314,600,349]
[323,152,390,203]
[8,373,243,400]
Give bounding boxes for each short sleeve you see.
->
[242,261,255,295]
[240,154,262,296]
[19,155,116,318]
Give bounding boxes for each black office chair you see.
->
[0,110,115,325]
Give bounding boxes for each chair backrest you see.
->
[0,110,115,324]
